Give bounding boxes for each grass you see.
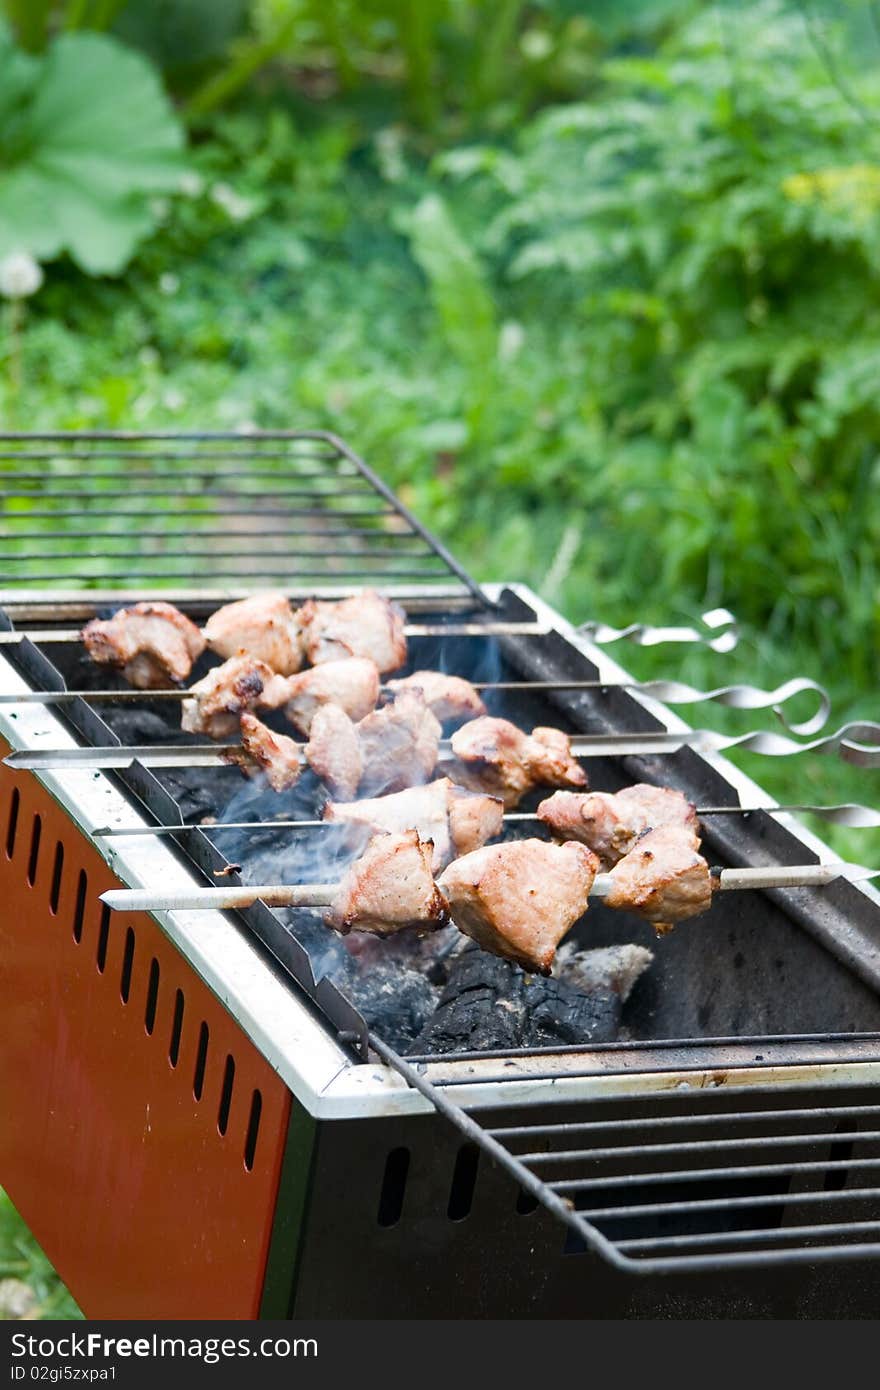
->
[0,1190,81,1320]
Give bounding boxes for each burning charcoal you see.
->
[346,962,440,1053]
[298,590,407,673]
[203,591,304,675]
[408,945,622,1055]
[82,601,205,689]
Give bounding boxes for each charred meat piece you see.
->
[384,671,487,726]
[323,777,504,871]
[181,655,291,739]
[325,830,450,937]
[538,784,698,867]
[448,716,588,809]
[357,691,442,794]
[82,601,205,690]
[298,590,407,673]
[203,591,304,675]
[439,838,599,975]
[604,826,714,928]
[224,712,303,792]
[305,703,363,800]
[282,657,380,735]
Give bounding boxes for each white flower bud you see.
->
[0,251,43,300]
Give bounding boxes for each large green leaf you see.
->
[0,29,185,274]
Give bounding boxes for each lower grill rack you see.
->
[376,1037,880,1274]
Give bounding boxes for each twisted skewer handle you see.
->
[578,608,738,653]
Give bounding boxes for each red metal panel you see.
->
[0,744,292,1319]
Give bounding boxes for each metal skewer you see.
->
[98,861,880,914]
[7,720,880,772]
[91,802,880,839]
[0,606,738,650]
[0,676,830,736]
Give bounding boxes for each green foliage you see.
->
[113,0,248,75]
[0,26,185,273]
[0,1190,81,1320]
[434,0,880,686]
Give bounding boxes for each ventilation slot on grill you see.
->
[377,1147,410,1228]
[5,787,19,860]
[447,1144,479,1221]
[72,870,87,943]
[26,814,41,887]
[169,989,184,1068]
[244,1090,262,1172]
[96,904,111,972]
[193,1022,209,1101]
[144,958,160,1036]
[49,841,64,915]
[217,1055,235,1136]
[119,927,135,1003]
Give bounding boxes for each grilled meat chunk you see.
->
[305,704,363,800]
[448,716,587,809]
[446,781,505,857]
[538,785,698,867]
[604,827,714,928]
[323,777,504,871]
[357,691,442,793]
[203,591,304,675]
[224,712,302,792]
[384,671,487,726]
[181,655,290,739]
[282,657,380,735]
[82,601,205,689]
[298,590,407,673]
[325,830,450,937]
[439,839,599,975]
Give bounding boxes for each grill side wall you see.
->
[0,744,292,1319]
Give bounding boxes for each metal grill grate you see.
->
[373,1036,880,1273]
[0,429,486,601]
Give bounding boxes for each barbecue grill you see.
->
[1,430,879,1319]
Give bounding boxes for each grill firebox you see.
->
[1,431,879,1318]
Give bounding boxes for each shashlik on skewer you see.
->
[323,777,505,871]
[89,796,880,839]
[181,655,292,739]
[81,590,407,689]
[536,786,699,867]
[202,591,304,674]
[100,830,880,974]
[14,670,832,737]
[437,839,600,973]
[447,716,588,808]
[82,601,205,690]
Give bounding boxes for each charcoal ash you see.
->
[554,942,654,1001]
